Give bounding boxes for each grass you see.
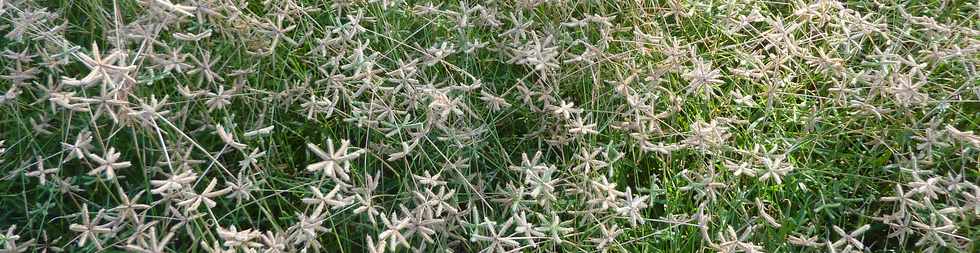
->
[1,0,979,252]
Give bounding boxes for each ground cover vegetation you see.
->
[1,0,979,252]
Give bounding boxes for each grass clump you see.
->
[1,0,979,252]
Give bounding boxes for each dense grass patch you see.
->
[1,0,978,252]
